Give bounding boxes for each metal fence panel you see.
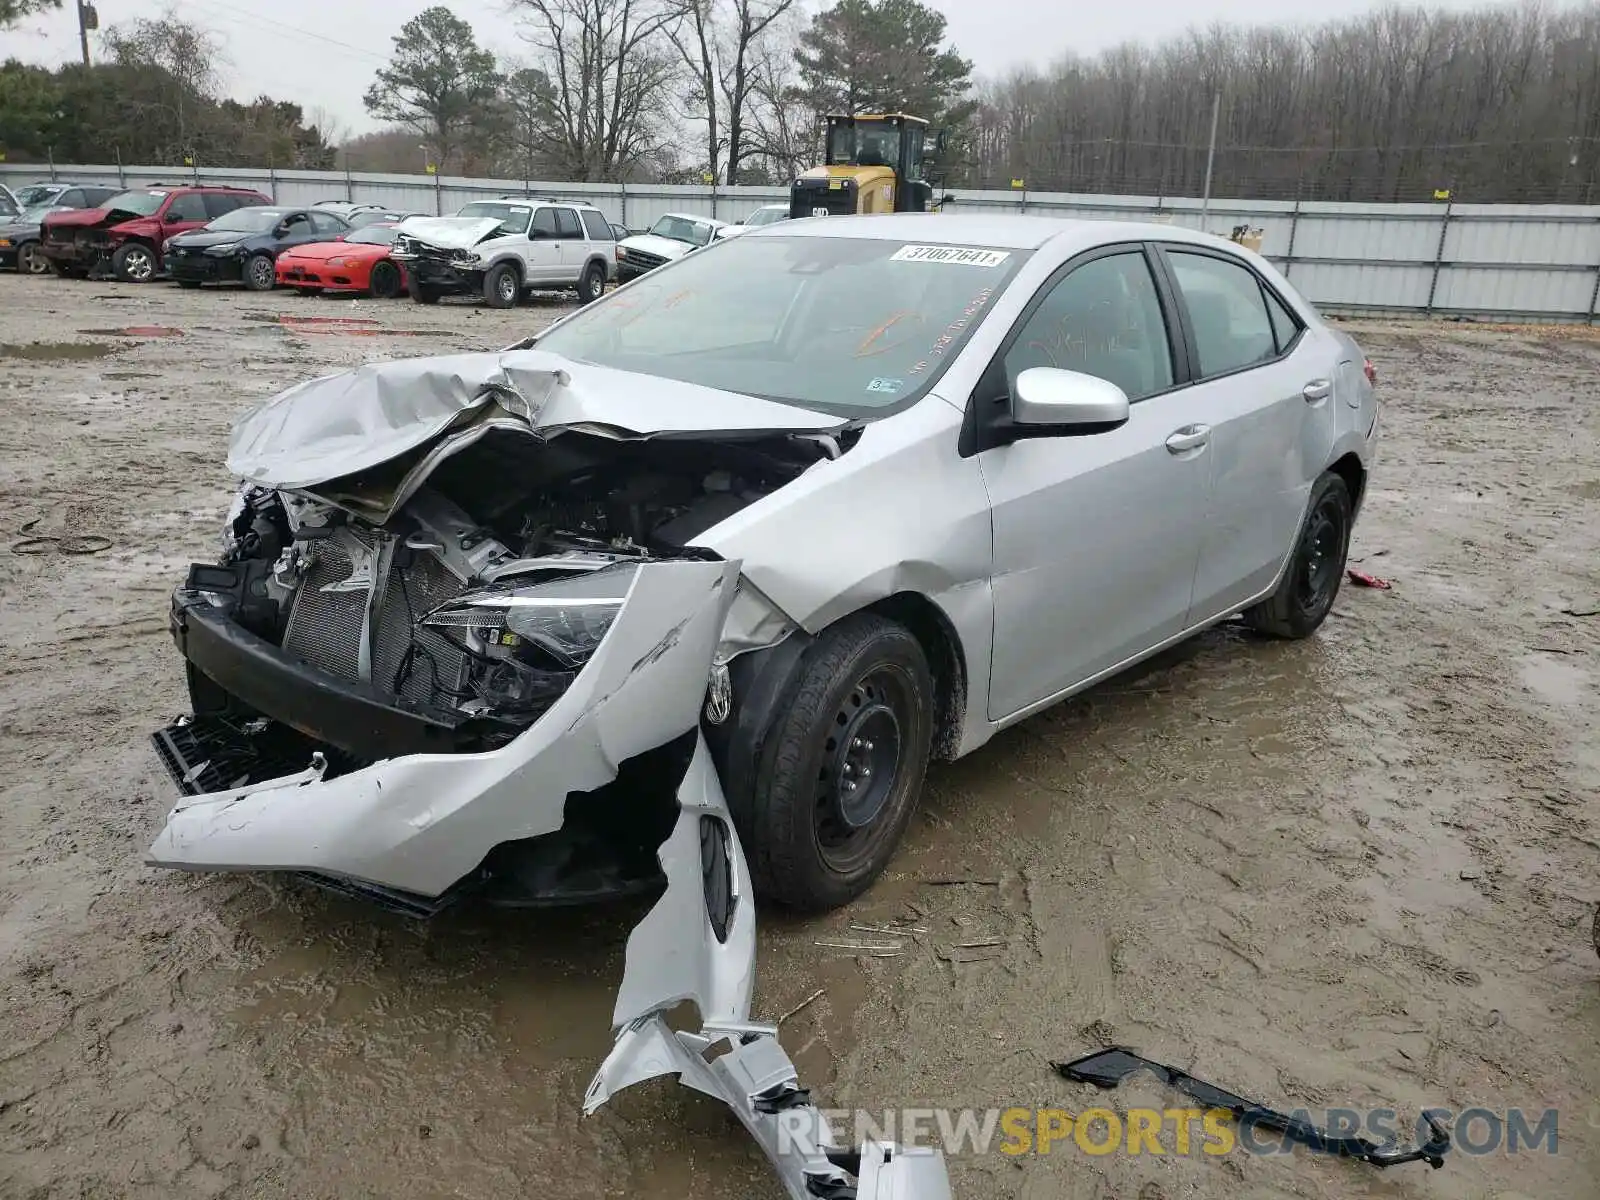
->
[5,163,1598,321]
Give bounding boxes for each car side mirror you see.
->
[1005,368,1130,441]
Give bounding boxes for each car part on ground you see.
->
[1055,1048,1452,1170]
[390,200,615,306]
[614,211,726,280]
[40,185,272,281]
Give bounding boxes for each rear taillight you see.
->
[1363,357,1377,387]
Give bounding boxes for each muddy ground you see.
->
[1,273,1598,1200]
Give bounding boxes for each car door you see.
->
[159,191,210,240]
[979,245,1213,720]
[525,206,562,283]
[1154,245,1337,620]
[553,207,587,278]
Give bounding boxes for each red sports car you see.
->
[274,223,408,298]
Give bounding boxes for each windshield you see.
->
[647,215,714,246]
[456,201,531,236]
[746,206,787,227]
[14,185,60,208]
[206,207,285,232]
[349,210,403,228]
[344,225,398,246]
[104,190,169,216]
[826,119,904,169]
[535,235,1026,416]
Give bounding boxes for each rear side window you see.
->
[164,192,209,222]
[58,189,85,208]
[307,211,345,235]
[554,208,583,238]
[1165,250,1277,378]
[202,192,239,218]
[580,209,613,240]
[1263,286,1302,354]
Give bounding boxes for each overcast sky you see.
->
[5,0,1506,137]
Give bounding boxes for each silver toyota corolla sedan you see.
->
[144,213,1377,1196]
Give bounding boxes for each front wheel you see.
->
[368,259,402,299]
[483,262,520,308]
[242,253,276,291]
[111,242,156,283]
[1242,471,1353,639]
[409,279,441,305]
[17,242,48,275]
[738,613,935,912]
[577,260,606,304]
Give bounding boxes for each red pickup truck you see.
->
[41,184,272,282]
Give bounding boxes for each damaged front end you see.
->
[145,349,953,1196]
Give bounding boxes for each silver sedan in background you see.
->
[144,214,1377,1198]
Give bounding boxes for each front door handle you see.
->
[1165,424,1211,454]
[1302,379,1332,402]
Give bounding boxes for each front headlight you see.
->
[616,246,629,259]
[325,257,347,268]
[207,241,240,255]
[421,564,639,669]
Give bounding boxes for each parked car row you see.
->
[4,178,794,304]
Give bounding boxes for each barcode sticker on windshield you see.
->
[890,245,1010,267]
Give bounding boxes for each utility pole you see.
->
[77,2,98,67]
[1200,92,1220,223]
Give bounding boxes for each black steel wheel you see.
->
[738,613,934,912]
[1243,471,1353,639]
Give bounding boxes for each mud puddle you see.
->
[0,340,118,360]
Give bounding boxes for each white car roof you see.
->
[658,211,728,228]
[748,212,1249,255]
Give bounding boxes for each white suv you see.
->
[391,198,616,307]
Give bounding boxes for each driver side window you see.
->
[530,207,558,238]
[1003,251,1174,402]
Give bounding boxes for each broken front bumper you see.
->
[146,555,952,1196]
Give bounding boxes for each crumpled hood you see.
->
[227,347,847,491]
[620,233,696,259]
[393,216,506,251]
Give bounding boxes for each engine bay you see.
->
[203,429,824,739]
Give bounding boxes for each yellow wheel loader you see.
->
[789,113,949,218]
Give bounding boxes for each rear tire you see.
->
[1242,471,1353,639]
[483,262,520,308]
[736,613,935,912]
[409,279,441,305]
[242,253,276,291]
[368,260,402,299]
[577,259,606,304]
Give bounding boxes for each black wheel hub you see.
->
[1295,498,1343,618]
[816,671,904,856]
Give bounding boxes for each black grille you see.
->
[624,248,667,269]
[790,180,856,218]
[152,713,370,796]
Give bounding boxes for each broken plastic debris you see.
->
[1346,568,1392,590]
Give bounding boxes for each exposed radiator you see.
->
[281,535,470,707]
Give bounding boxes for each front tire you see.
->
[18,242,48,275]
[111,242,156,283]
[243,253,276,291]
[483,262,520,308]
[409,279,441,305]
[1243,471,1353,639]
[368,260,401,299]
[739,613,935,912]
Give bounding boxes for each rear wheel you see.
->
[242,253,276,291]
[17,242,48,275]
[111,242,156,283]
[736,613,935,912]
[1242,471,1353,639]
[368,260,402,299]
[483,262,520,308]
[577,259,606,304]
[409,278,441,305]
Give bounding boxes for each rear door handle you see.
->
[1302,379,1332,403]
[1165,424,1211,454]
